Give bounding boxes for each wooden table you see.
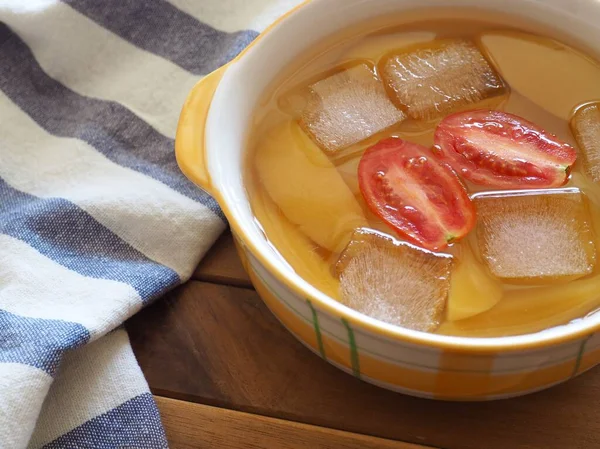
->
[127,231,600,449]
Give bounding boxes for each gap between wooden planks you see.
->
[193,231,252,288]
[132,234,600,449]
[156,396,436,449]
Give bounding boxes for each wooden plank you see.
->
[192,231,252,288]
[128,281,600,449]
[156,396,433,449]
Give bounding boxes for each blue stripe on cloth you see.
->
[0,22,225,222]
[0,311,90,376]
[0,179,180,303]
[42,393,168,449]
[63,0,258,75]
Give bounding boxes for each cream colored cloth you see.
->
[0,0,302,447]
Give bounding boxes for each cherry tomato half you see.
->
[434,110,577,188]
[358,138,475,251]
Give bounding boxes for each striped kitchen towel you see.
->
[0,0,303,447]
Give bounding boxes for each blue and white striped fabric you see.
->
[0,1,302,447]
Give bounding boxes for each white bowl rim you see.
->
[204,0,600,352]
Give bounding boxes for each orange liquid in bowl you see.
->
[245,11,600,338]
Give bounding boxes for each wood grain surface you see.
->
[192,231,251,288]
[128,233,600,449]
[156,396,434,449]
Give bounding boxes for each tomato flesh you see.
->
[358,138,475,251]
[434,110,577,188]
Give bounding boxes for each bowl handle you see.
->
[175,65,228,195]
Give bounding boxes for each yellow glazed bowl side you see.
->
[176,67,600,400]
[232,234,600,400]
[175,1,600,399]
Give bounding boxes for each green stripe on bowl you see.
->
[249,259,600,375]
[571,334,594,378]
[342,318,361,378]
[306,299,327,360]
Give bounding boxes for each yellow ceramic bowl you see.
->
[176,0,600,400]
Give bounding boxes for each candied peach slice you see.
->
[446,244,503,322]
[481,32,600,120]
[438,274,600,337]
[250,187,340,299]
[255,121,367,253]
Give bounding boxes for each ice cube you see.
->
[474,189,596,284]
[571,102,600,182]
[300,63,406,154]
[336,228,453,332]
[381,39,506,120]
